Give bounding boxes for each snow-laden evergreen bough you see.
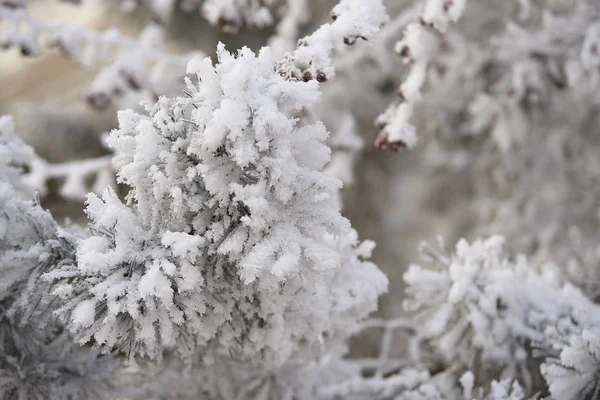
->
[47,43,388,363]
[0,117,119,400]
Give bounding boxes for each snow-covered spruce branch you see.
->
[45,43,388,363]
[541,327,600,400]
[0,184,120,400]
[374,0,468,151]
[0,117,73,322]
[0,115,121,400]
[0,5,201,109]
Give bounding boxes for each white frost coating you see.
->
[0,114,122,400]
[422,0,468,32]
[72,299,96,329]
[277,0,388,82]
[377,103,418,150]
[161,231,204,260]
[459,371,474,399]
[50,44,387,363]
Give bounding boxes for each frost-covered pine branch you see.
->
[367,0,600,304]
[319,234,600,399]
[0,116,120,400]
[46,42,388,363]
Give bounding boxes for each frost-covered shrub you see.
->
[47,43,387,363]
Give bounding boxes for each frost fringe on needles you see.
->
[0,116,120,399]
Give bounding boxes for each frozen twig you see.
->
[277,0,388,83]
[24,155,115,201]
[374,0,468,151]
